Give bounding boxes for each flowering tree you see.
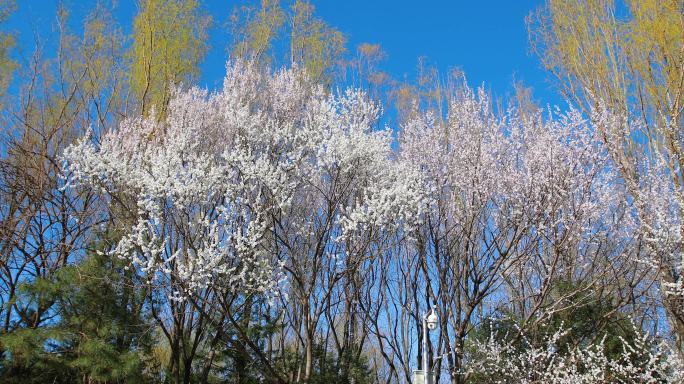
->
[62,60,425,381]
[366,80,656,383]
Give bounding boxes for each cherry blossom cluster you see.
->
[590,101,684,299]
[62,61,425,299]
[468,323,684,383]
[396,84,631,285]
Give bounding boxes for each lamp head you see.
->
[426,311,438,330]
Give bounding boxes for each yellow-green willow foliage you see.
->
[290,0,345,85]
[528,0,683,153]
[230,0,285,63]
[0,0,15,106]
[230,0,345,86]
[131,0,210,116]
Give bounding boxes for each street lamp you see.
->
[412,308,438,384]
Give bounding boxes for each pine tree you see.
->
[0,233,154,383]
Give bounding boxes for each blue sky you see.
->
[6,1,564,108]
[314,1,562,106]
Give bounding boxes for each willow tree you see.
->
[230,0,285,63]
[0,0,15,106]
[131,0,210,116]
[529,0,684,350]
[289,0,345,85]
[230,0,346,85]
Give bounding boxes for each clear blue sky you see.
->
[314,1,562,106]
[6,0,564,108]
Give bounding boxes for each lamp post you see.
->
[413,308,438,384]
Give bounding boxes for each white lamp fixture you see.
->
[426,311,438,330]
